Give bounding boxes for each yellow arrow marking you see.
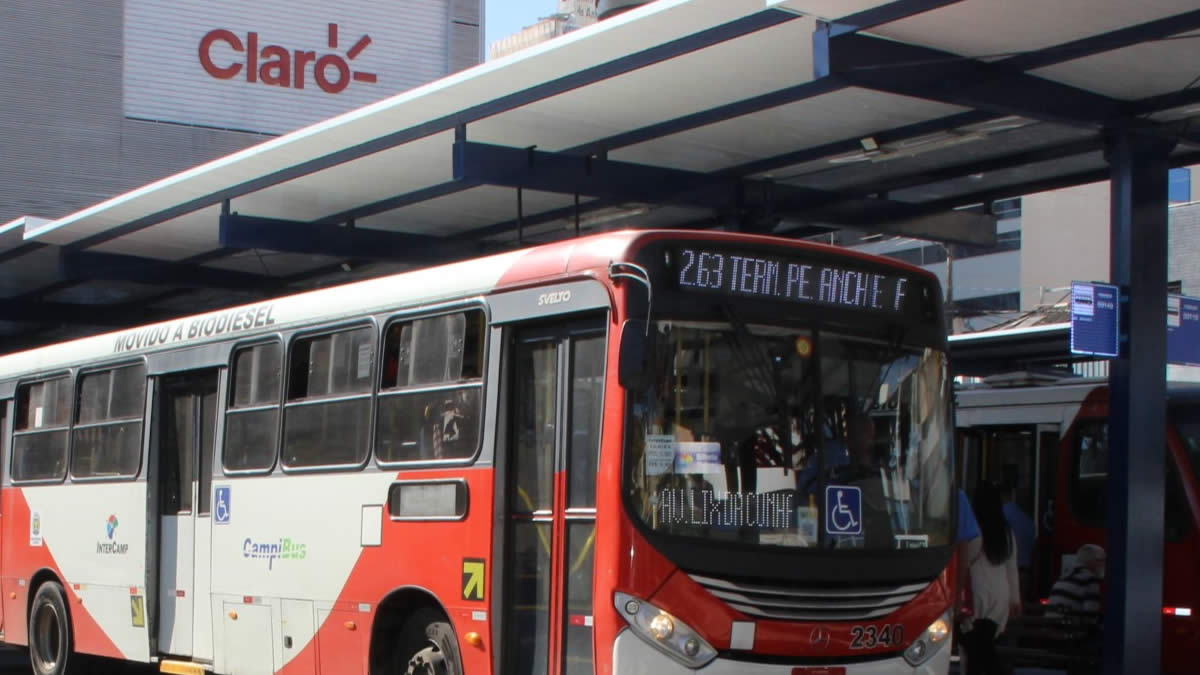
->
[462,558,485,601]
[130,595,145,628]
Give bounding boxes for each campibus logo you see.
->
[199,23,377,94]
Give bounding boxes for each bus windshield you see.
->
[626,319,954,553]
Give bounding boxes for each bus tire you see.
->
[28,581,82,675]
[394,607,462,675]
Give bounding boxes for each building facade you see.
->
[0,0,481,224]
[844,168,1200,333]
[488,0,598,60]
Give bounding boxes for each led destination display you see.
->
[675,247,913,314]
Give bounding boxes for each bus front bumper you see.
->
[612,629,951,675]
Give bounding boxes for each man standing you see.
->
[1001,480,1035,599]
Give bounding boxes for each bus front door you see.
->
[499,319,605,675]
[153,370,218,661]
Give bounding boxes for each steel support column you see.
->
[1104,131,1173,675]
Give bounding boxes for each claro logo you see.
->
[199,23,377,94]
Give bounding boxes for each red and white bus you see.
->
[0,230,957,675]
[954,373,1200,673]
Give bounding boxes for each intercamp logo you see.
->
[199,23,377,94]
[97,514,129,555]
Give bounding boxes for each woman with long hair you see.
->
[961,481,1021,674]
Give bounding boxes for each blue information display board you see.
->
[1167,295,1200,366]
[1070,281,1120,358]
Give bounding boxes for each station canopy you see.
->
[3,0,1200,354]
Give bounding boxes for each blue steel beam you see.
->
[460,199,616,240]
[1104,131,1173,675]
[720,110,1000,178]
[64,9,798,251]
[313,180,482,226]
[1128,87,1200,117]
[59,250,284,291]
[454,140,995,240]
[454,140,763,209]
[219,213,472,262]
[1001,9,1200,72]
[841,136,1106,198]
[565,78,843,156]
[907,149,1200,213]
[815,31,1129,128]
[313,9,1200,230]
[825,0,966,38]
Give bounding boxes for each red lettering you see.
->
[293,51,316,90]
[259,45,290,87]
[346,34,371,60]
[247,32,258,83]
[198,25,373,94]
[199,29,243,79]
[315,54,349,93]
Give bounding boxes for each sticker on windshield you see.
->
[645,435,675,476]
[825,485,862,536]
[894,534,929,549]
[675,442,722,473]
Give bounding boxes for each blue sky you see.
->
[485,0,558,49]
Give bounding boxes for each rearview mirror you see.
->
[618,319,655,390]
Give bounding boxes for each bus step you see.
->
[160,660,207,675]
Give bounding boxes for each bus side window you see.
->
[224,342,282,473]
[1070,421,1108,526]
[376,310,484,464]
[12,376,72,483]
[72,364,145,479]
[1071,420,1190,540]
[282,326,374,469]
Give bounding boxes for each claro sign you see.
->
[124,0,459,134]
[199,23,377,94]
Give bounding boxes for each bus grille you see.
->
[687,574,929,622]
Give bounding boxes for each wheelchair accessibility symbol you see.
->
[214,486,231,524]
[825,485,862,536]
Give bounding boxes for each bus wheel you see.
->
[29,582,80,675]
[397,608,462,675]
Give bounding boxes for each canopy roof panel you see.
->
[3,0,1200,354]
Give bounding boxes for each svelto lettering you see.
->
[537,290,572,306]
[199,23,377,94]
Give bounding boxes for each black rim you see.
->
[406,642,446,675]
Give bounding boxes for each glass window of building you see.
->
[1169,168,1191,204]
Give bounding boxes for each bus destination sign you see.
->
[675,248,910,314]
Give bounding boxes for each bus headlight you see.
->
[614,592,717,668]
[903,611,952,667]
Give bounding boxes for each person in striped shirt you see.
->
[1048,544,1105,615]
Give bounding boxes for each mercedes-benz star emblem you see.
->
[809,626,831,649]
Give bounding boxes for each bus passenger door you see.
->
[153,370,218,660]
[500,319,606,675]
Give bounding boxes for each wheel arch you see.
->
[26,567,68,637]
[368,585,452,674]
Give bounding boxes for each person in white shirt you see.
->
[961,481,1021,675]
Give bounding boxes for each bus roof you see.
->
[0,229,937,381]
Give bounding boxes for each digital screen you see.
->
[675,248,913,314]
